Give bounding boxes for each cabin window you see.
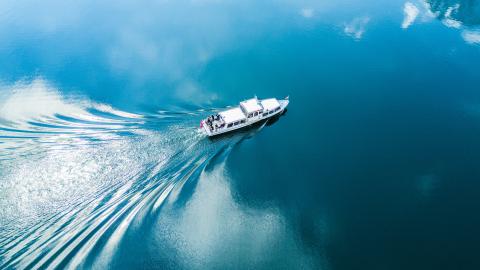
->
[248,113,253,118]
[241,119,246,123]
[254,112,258,116]
[234,121,239,126]
[275,107,280,112]
[227,123,233,128]
[263,112,268,116]
[269,111,274,115]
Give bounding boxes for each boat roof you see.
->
[219,107,246,124]
[260,98,280,111]
[240,98,262,113]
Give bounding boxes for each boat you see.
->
[200,96,289,137]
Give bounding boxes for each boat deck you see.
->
[201,98,288,137]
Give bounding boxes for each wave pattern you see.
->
[0,92,260,269]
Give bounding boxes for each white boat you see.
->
[200,96,289,137]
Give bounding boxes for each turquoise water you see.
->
[1,0,480,269]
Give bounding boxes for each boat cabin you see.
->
[219,107,246,128]
[260,98,281,116]
[240,98,263,119]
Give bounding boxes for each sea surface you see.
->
[1,0,480,269]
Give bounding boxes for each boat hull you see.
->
[201,99,288,137]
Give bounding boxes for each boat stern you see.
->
[200,120,212,136]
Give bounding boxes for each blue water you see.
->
[1,0,480,269]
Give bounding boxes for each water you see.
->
[1,0,480,269]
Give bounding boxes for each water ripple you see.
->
[0,81,257,269]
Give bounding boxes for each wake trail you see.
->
[0,101,253,269]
